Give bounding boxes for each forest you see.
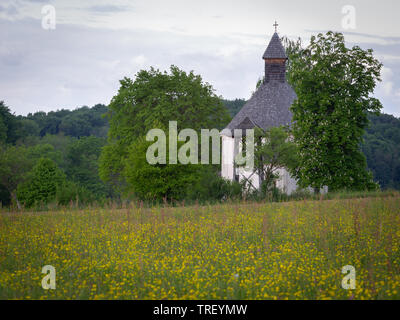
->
[1,96,399,208]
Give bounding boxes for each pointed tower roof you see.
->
[223,29,296,136]
[262,32,287,59]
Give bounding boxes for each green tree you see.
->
[287,32,382,191]
[0,101,19,144]
[17,158,66,208]
[100,65,230,197]
[236,126,299,195]
[0,145,33,208]
[222,99,246,117]
[66,136,109,198]
[361,113,400,189]
[123,137,199,201]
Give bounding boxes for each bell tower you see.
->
[262,21,287,83]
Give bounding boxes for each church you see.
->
[221,25,298,195]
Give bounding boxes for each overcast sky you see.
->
[1,0,399,116]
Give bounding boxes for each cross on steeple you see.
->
[273,20,278,33]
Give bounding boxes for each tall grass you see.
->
[0,194,399,299]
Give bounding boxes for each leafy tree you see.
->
[66,136,110,198]
[236,126,299,194]
[123,137,199,201]
[0,117,6,145]
[221,99,246,117]
[100,65,230,197]
[26,104,109,139]
[0,101,19,144]
[17,158,66,208]
[56,181,97,206]
[14,118,40,139]
[27,143,64,168]
[0,145,33,208]
[287,32,382,191]
[59,115,91,138]
[362,113,400,189]
[186,165,243,201]
[105,66,230,141]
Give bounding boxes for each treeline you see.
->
[362,113,400,189]
[1,94,399,208]
[0,101,112,207]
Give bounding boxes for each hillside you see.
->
[0,99,399,208]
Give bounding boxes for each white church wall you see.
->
[238,167,260,190]
[221,133,328,196]
[221,135,235,180]
[275,168,298,195]
[221,134,299,194]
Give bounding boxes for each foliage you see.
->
[362,113,400,190]
[0,101,19,145]
[106,65,230,141]
[0,145,33,208]
[17,158,66,208]
[221,98,246,117]
[66,136,110,198]
[186,165,243,202]
[101,65,231,198]
[25,104,109,138]
[123,137,200,201]
[286,31,382,191]
[56,181,97,206]
[236,126,299,195]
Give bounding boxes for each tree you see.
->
[123,137,199,200]
[236,126,299,195]
[0,145,33,208]
[0,101,19,144]
[100,65,231,197]
[66,136,110,198]
[17,158,66,208]
[222,99,246,117]
[287,32,382,191]
[361,113,400,189]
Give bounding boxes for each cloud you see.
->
[1,0,400,118]
[86,4,129,13]
[380,67,394,95]
[0,4,18,16]
[131,55,148,68]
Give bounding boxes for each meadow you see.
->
[1,194,399,300]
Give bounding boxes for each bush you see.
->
[186,166,243,202]
[56,181,97,206]
[123,137,200,201]
[17,158,66,208]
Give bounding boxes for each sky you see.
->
[1,0,399,116]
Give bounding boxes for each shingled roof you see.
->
[262,32,287,59]
[223,31,296,136]
[224,81,296,134]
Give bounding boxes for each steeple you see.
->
[262,24,287,83]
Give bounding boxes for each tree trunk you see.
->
[11,192,21,210]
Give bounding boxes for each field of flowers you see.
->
[1,195,400,300]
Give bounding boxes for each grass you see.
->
[0,193,399,299]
